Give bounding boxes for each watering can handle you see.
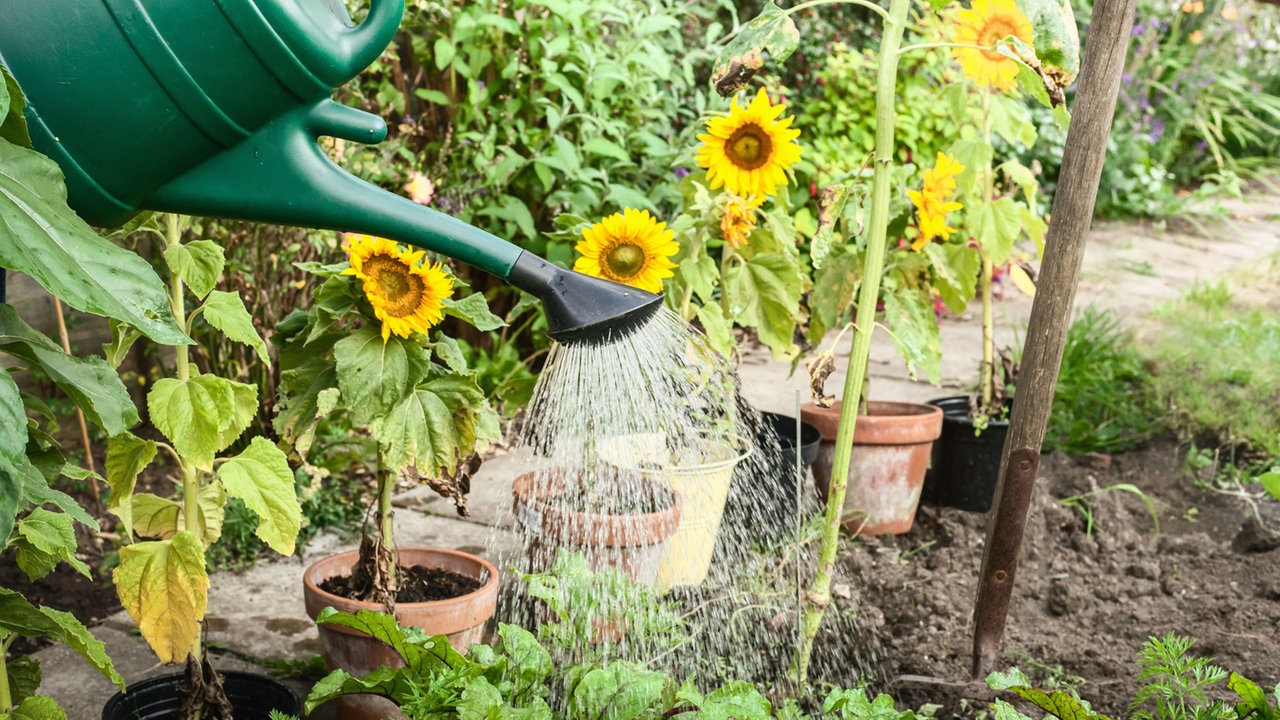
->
[332,0,405,84]
[148,99,525,278]
[261,0,407,86]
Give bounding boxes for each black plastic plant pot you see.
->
[719,411,822,550]
[922,396,1011,513]
[101,671,301,720]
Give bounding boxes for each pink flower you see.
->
[404,172,435,205]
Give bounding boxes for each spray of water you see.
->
[488,306,884,693]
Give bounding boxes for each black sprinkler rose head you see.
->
[506,252,664,344]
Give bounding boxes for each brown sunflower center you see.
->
[365,254,426,318]
[604,242,646,279]
[726,123,774,171]
[979,18,1022,61]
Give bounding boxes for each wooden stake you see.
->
[971,0,1138,679]
[52,296,102,510]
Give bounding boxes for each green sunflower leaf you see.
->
[202,290,269,363]
[163,240,225,300]
[0,142,188,345]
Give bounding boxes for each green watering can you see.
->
[0,0,661,342]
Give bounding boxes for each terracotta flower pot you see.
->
[302,547,499,720]
[512,469,680,585]
[801,400,944,535]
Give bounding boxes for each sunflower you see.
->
[908,153,965,250]
[573,208,678,293]
[952,0,1035,92]
[721,195,764,249]
[696,87,803,198]
[343,233,453,341]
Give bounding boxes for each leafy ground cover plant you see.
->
[991,634,1279,720]
[301,554,915,720]
[0,67,186,719]
[1042,307,1161,455]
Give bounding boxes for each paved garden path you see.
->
[35,188,1280,717]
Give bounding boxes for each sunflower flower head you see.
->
[342,233,453,341]
[720,195,764,249]
[908,153,965,250]
[952,0,1035,92]
[696,88,803,199]
[573,208,678,293]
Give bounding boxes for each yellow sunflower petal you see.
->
[952,0,1034,92]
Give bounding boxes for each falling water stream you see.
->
[487,306,885,692]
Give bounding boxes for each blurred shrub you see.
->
[1043,307,1161,455]
[793,6,969,187]
[1075,0,1280,218]
[1143,276,1280,463]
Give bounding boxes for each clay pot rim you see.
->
[512,470,681,547]
[302,546,499,635]
[802,400,944,443]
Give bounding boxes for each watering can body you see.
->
[0,0,662,341]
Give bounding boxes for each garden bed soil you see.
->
[319,565,482,603]
[809,439,1280,716]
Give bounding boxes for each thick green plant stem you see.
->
[979,90,995,410]
[377,462,399,595]
[791,0,909,685]
[165,213,203,717]
[0,633,13,711]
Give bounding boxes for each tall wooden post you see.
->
[971,0,1139,679]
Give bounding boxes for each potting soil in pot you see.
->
[320,565,481,603]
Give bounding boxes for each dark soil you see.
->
[320,565,482,603]
[807,440,1280,716]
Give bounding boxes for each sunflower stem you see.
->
[790,0,909,687]
[165,213,205,668]
[980,88,995,413]
[719,244,736,320]
[377,458,398,593]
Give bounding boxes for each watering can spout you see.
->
[149,99,663,342]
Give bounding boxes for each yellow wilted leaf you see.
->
[115,532,208,663]
[1009,262,1037,298]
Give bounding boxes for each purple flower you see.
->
[674,167,691,180]
[1149,117,1166,144]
